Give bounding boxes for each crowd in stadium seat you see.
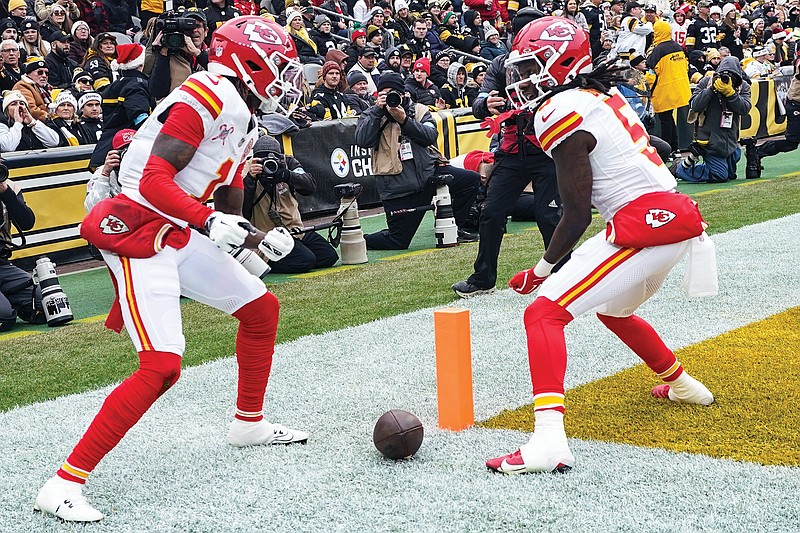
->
[0,0,794,179]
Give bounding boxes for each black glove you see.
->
[274,168,292,183]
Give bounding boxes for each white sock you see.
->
[531,410,567,440]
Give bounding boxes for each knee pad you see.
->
[139,351,182,392]
[234,291,280,329]
[523,297,573,329]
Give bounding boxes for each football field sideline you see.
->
[3,214,800,532]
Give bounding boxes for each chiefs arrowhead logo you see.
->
[100,214,130,235]
[540,21,577,41]
[645,209,676,228]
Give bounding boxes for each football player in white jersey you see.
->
[35,17,308,522]
[486,17,717,475]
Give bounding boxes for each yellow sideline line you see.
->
[290,265,362,278]
[379,249,437,261]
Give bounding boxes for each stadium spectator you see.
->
[71,67,93,93]
[406,19,432,60]
[83,128,133,211]
[423,12,448,55]
[353,0,375,24]
[645,19,690,153]
[750,18,767,48]
[82,32,117,91]
[325,48,348,74]
[429,49,450,88]
[0,38,23,91]
[20,20,51,59]
[405,57,444,107]
[439,11,480,54]
[319,0,351,35]
[770,30,791,66]
[559,0,589,31]
[68,20,91,66]
[463,0,508,26]
[747,57,800,176]
[0,90,60,150]
[705,47,722,73]
[139,0,164,29]
[355,71,479,249]
[307,61,354,119]
[77,91,103,142]
[203,0,241,44]
[613,1,652,59]
[398,44,414,76]
[464,62,485,101]
[310,15,337,55]
[344,28,367,71]
[670,8,690,48]
[392,0,413,42]
[709,4,722,23]
[440,61,471,108]
[0,174,47,331]
[45,31,77,89]
[745,46,778,77]
[7,0,28,25]
[348,45,380,94]
[480,24,507,60]
[0,18,17,42]
[39,3,75,39]
[462,9,485,42]
[366,24,386,55]
[89,43,153,169]
[148,8,209,99]
[102,0,138,36]
[344,70,375,114]
[379,46,402,74]
[582,0,606,57]
[50,89,92,145]
[13,58,54,121]
[718,3,747,59]
[686,0,718,52]
[677,56,751,183]
[72,0,109,35]
[286,9,324,64]
[245,135,339,273]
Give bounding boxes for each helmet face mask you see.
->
[505,17,593,109]
[208,16,303,115]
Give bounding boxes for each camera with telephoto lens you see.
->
[385,90,404,108]
[155,10,197,51]
[334,182,363,198]
[0,161,8,182]
[32,256,73,327]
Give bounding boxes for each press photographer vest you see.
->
[372,103,445,175]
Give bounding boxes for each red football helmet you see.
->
[207,16,303,115]
[505,17,593,109]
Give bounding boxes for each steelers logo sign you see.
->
[330,148,350,178]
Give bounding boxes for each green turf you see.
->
[1,162,799,411]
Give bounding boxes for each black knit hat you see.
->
[377,71,405,92]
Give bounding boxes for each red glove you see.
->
[508,268,548,294]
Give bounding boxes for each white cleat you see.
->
[486,434,575,475]
[34,476,104,522]
[652,373,714,406]
[228,419,308,447]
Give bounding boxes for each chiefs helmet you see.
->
[208,16,303,115]
[505,17,593,109]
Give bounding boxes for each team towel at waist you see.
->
[80,194,192,258]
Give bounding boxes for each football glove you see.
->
[205,212,254,252]
[713,77,735,97]
[508,268,548,294]
[258,227,295,261]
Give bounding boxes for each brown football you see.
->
[372,409,424,460]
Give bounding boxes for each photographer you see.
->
[355,71,479,250]
[84,128,133,212]
[0,167,46,331]
[676,56,751,183]
[244,134,338,274]
[148,8,209,100]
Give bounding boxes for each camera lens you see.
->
[386,91,402,108]
[263,159,280,175]
[0,163,8,182]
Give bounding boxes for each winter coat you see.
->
[644,21,690,113]
[689,56,751,157]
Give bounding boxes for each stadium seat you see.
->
[108,32,132,45]
[304,64,321,84]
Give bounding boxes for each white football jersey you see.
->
[534,87,676,221]
[118,72,258,226]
